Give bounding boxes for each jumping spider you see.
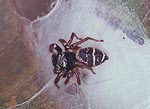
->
[49,32,108,88]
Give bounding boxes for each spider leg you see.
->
[59,39,67,47]
[49,43,62,54]
[74,69,81,85]
[54,73,63,89]
[71,37,104,48]
[66,32,83,46]
[75,61,96,74]
[59,33,82,47]
[59,33,82,51]
[59,38,80,52]
[64,71,74,84]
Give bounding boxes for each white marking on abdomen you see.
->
[92,48,95,66]
[101,52,105,62]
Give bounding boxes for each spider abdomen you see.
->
[76,47,108,67]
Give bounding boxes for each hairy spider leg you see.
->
[64,71,74,84]
[54,73,63,89]
[75,61,96,74]
[49,43,62,53]
[71,37,104,48]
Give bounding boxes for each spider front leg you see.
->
[71,37,104,48]
[59,38,81,52]
[59,39,67,47]
[59,32,82,48]
[66,32,83,46]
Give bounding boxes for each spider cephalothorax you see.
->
[49,32,108,88]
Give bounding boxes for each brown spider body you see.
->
[49,32,109,88]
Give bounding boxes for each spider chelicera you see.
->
[49,32,109,88]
